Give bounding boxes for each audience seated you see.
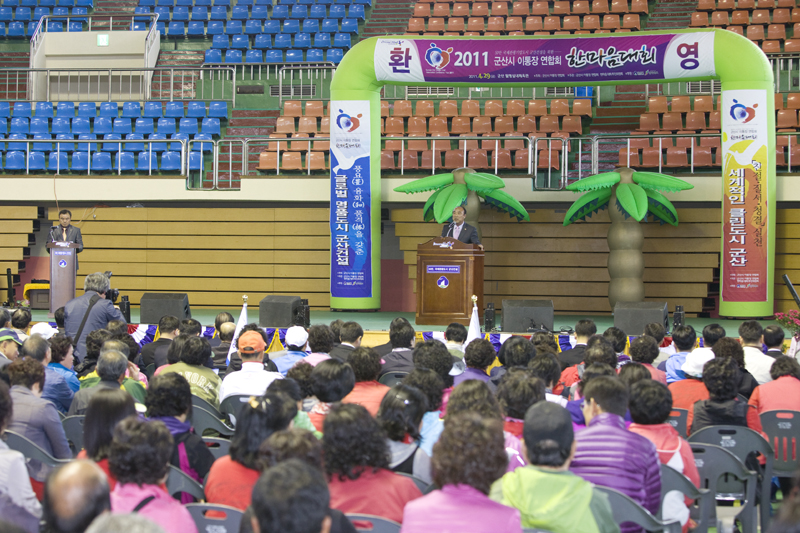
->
[105,320,127,337]
[65,272,126,364]
[565,363,616,428]
[749,355,800,414]
[380,322,415,376]
[712,337,758,399]
[80,340,147,404]
[153,334,190,378]
[496,368,545,437]
[455,338,496,389]
[412,340,456,412]
[286,362,317,411]
[603,326,630,366]
[178,319,202,338]
[529,353,569,406]
[21,334,73,414]
[667,348,711,411]
[0,328,22,371]
[692,323,726,364]
[270,326,310,375]
[219,331,283,402]
[43,461,110,533]
[85,513,164,533]
[329,321,363,362]
[11,309,31,343]
[558,319,596,370]
[444,322,468,358]
[402,368,446,456]
[341,346,390,416]
[224,324,280,376]
[308,359,355,432]
[531,332,560,356]
[267,378,318,434]
[490,402,619,533]
[489,336,536,390]
[372,317,411,357]
[764,325,786,358]
[560,337,617,397]
[160,336,221,407]
[629,335,667,384]
[208,312,234,351]
[644,323,674,367]
[69,350,136,416]
[377,384,432,484]
[74,329,112,378]
[142,315,180,370]
[660,325,697,383]
[211,322,236,374]
[617,362,652,388]
[304,324,335,367]
[739,320,775,385]
[112,334,149,387]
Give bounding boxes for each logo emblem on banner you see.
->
[437,276,449,289]
[58,260,67,268]
[336,110,362,132]
[424,43,453,70]
[729,99,757,123]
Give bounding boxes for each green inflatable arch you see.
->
[328,29,775,318]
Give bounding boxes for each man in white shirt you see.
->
[739,320,775,385]
[219,330,282,402]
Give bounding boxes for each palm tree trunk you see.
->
[454,168,482,241]
[607,171,645,308]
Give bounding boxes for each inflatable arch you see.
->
[328,30,775,318]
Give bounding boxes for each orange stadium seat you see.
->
[630,0,648,12]
[467,17,485,31]
[562,116,582,134]
[727,25,744,35]
[694,95,714,112]
[563,16,581,29]
[414,4,431,17]
[275,116,295,134]
[550,99,570,115]
[506,16,524,30]
[429,117,448,133]
[692,146,715,167]
[619,148,641,167]
[472,117,492,134]
[473,2,490,16]
[492,2,509,15]
[307,152,327,171]
[774,8,791,23]
[416,101,435,117]
[554,1,571,14]
[494,116,515,133]
[408,116,427,135]
[603,14,621,27]
[639,113,660,131]
[622,14,641,28]
[583,15,601,29]
[484,100,505,117]
[747,24,765,40]
[444,149,466,168]
[709,111,721,129]
[787,93,800,109]
[394,100,413,117]
[697,0,715,8]
[544,16,561,30]
[758,0,776,8]
[573,100,592,116]
[530,2,549,15]
[751,9,769,23]
[305,101,324,117]
[381,150,396,170]
[512,1,529,15]
[730,10,749,24]
[573,0,591,13]
[539,116,560,133]
[685,112,707,130]
[768,24,787,40]
[690,12,709,25]
[671,96,691,113]
[738,0,755,8]
[528,100,548,116]
[525,16,544,30]
[662,113,683,131]
[407,18,426,32]
[648,96,668,114]
[611,0,629,12]
[592,0,610,12]
[451,116,472,134]
[717,0,735,9]
[433,3,450,16]
[778,109,799,128]
[762,40,782,52]
[461,100,481,117]
[517,115,538,134]
[488,16,505,31]
[407,135,429,151]
[453,3,470,17]
[507,100,526,116]
[281,152,303,170]
[447,17,465,31]
[384,117,405,134]
[439,100,459,117]
[297,117,318,133]
[710,11,729,24]
[428,17,446,31]
[381,101,390,117]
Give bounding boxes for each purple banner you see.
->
[426,265,461,274]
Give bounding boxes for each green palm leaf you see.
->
[565,172,621,192]
[464,172,505,194]
[433,183,469,223]
[422,189,442,222]
[563,189,612,226]
[482,189,530,221]
[393,173,454,194]
[644,188,679,226]
[615,183,648,221]
[631,171,694,193]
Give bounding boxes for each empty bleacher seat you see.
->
[225,49,243,63]
[138,151,159,171]
[92,151,112,170]
[158,117,177,134]
[204,48,222,63]
[208,101,227,118]
[187,21,204,35]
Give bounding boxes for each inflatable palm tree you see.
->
[563,168,694,308]
[393,168,529,241]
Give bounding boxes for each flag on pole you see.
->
[465,296,482,346]
[227,295,248,365]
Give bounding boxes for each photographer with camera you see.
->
[64,272,126,362]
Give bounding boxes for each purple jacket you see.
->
[569,412,661,533]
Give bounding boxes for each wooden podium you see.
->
[416,237,484,326]
[48,242,79,314]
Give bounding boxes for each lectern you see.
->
[416,237,484,326]
[48,242,78,314]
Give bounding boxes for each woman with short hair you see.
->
[377,384,432,484]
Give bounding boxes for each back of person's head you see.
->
[528,353,562,389]
[7,357,45,390]
[145,373,192,418]
[20,334,49,362]
[575,319,597,338]
[286,363,314,399]
[584,341,617,368]
[214,312,234,332]
[447,380,503,420]
[323,403,389,480]
[240,324,270,347]
[738,320,763,344]
[85,329,112,360]
[84,273,111,294]
[771,356,800,381]
[497,369,545,420]
[339,321,363,344]
[531,332,558,354]
[310,359,355,403]
[523,402,574,468]
[165,334,190,365]
[402,368,445,413]
[412,340,455,388]
[464,338,496,371]
[712,337,745,369]
[629,335,660,364]
[43,460,110,533]
[764,325,786,349]
[267,378,303,404]
[0,309,10,329]
[84,388,136,461]
[603,327,627,353]
[377,384,428,442]
[432,412,507,494]
[250,459,331,533]
[105,320,127,337]
[54,307,65,329]
[389,323,414,349]
[284,326,308,352]
[307,325,335,354]
[158,315,180,335]
[702,357,739,402]
[672,325,697,352]
[96,350,128,382]
[582,375,629,417]
[178,318,202,337]
[180,336,211,366]
[109,417,173,486]
[702,323,726,347]
[230,393,298,470]
[218,322,236,342]
[111,334,140,362]
[388,317,411,336]
[643,322,666,343]
[100,339,129,359]
[502,336,536,367]
[444,322,467,343]
[84,513,165,533]
[629,380,672,425]
[11,309,31,330]
[0,380,10,432]
[348,347,382,382]
[49,335,73,365]
[258,428,323,472]
[577,363,617,396]
[618,362,651,388]
[329,319,344,343]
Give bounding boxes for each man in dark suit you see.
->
[558,319,597,370]
[140,315,180,369]
[328,321,362,362]
[441,206,484,251]
[49,209,84,264]
[64,272,126,361]
[764,325,785,358]
[372,317,411,357]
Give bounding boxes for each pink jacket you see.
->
[111,483,197,533]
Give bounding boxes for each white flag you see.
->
[465,301,482,346]
[227,299,248,364]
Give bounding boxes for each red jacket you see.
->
[748,375,800,415]
[668,379,709,412]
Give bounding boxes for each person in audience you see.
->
[304,324,335,367]
[712,337,759,399]
[559,319,596,370]
[740,320,775,385]
[271,326,309,375]
[7,357,72,492]
[54,308,66,335]
[603,327,629,366]
[341,346,390,416]
[105,319,127,337]
[618,362,652,388]
[661,325,697,383]
[219,331,282,402]
[47,335,80,394]
[80,340,147,404]
[489,336,535,389]
[211,322,236,374]
[402,412,522,533]
[764,326,786,358]
[628,380,700,532]
[691,324,726,363]
[11,309,31,342]
[565,363,617,428]
[444,322,468,358]
[454,338,496,389]
[377,384,432,484]
[153,334,190,378]
[222,324,271,376]
[142,315,180,370]
[85,513,165,533]
[402,368,445,456]
[287,362,316,411]
[0,379,42,532]
[749,355,800,414]
[0,309,10,330]
[324,403,421,523]
[330,319,344,346]
[178,318,202,337]
[267,378,318,434]
[108,416,197,533]
[629,335,667,384]
[160,336,221,407]
[43,460,110,533]
[380,322,416,376]
[560,338,617,397]
[69,351,136,416]
[372,317,411,357]
[412,340,455,412]
[447,379,526,471]
[0,328,22,371]
[74,328,112,378]
[145,373,214,500]
[528,353,568,406]
[308,359,355,431]
[205,392,297,511]
[570,375,661,529]
[30,322,58,341]
[530,332,559,356]
[111,334,148,387]
[645,322,673,366]
[209,312,234,349]
[490,402,619,533]
[329,321,363,362]
[668,348,712,411]
[497,369,545,437]
[20,334,73,414]
[65,272,126,362]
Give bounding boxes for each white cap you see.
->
[681,348,715,378]
[30,322,58,340]
[285,326,309,349]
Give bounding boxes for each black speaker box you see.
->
[501,300,554,332]
[139,293,191,324]
[259,295,302,327]
[613,301,668,336]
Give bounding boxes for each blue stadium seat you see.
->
[274,33,291,48]
[243,19,260,35]
[265,49,283,63]
[194,0,210,5]
[9,117,28,134]
[210,35,227,49]
[14,7,30,21]
[188,151,204,171]
[329,5,345,18]
[208,101,228,118]
[156,0,172,5]
[176,0,192,6]
[75,0,92,6]
[114,152,135,171]
[172,6,188,20]
[225,20,242,34]
[164,102,183,118]
[201,117,221,136]
[157,117,177,134]
[214,0,229,6]
[75,134,97,152]
[154,5,169,20]
[77,102,96,117]
[271,4,288,18]
[134,5,150,18]
[46,20,64,32]
[124,133,144,151]
[93,117,112,134]
[51,117,70,134]
[113,118,132,134]
[302,19,318,33]
[206,20,223,34]
[238,0,253,5]
[7,134,27,151]
[253,34,271,48]
[13,102,31,117]
[33,7,49,20]
[68,20,83,31]
[5,151,24,170]
[56,0,75,6]
[135,117,155,134]
[209,6,226,19]
[160,151,181,171]
[71,6,88,20]
[0,8,11,21]
[320,19,338,33]
[148,133,167,151]
[28,151,45,170]
[224,49,242,63]
[290,4,306,18]
[308,4,325,17]
[71,117,91,134]
[99,102,118,117]
[297,0,314,4]
[142,102,162,119]
[340,18,358,33]
[0,21,6,35]
[102,133,122,151]
[168,21,184,36]
[193,133,213,151]
[327,48,343,63]
[231,34,248,48]
[48,152,68,172]
[285,49,303,62]
[139,0,155,6]
[278,0,294,4]
[169,132,188,150]
[230,5,247,19]
[262,19,279,34]
[70,151,89,171]
[0,120,7,134]
[313,32,331,48]
[52,6,69,16]
[251,5,267,18]
[19,0,36,5]
[282,19,299,33]
[190,6,207,20]
[245,49,263,63]
[294,32,310,48]
[7,21,23,37]
[55,134,74,152]
[92,151,111,170]
[35,101,54,118]
[254,0,270,5]
[31,134,51,151]
[335,0,351,4]
[122,102,141,118]
[186,20,204,35]
[348,5,364,19]
[186,101,206,118]
[137,151,159,171]
[306,48,323,62]
[333,32,350,49]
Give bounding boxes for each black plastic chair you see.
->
[666,408,688,438]
[4,431,71,468]
[186,503,243,533]
[689,424,773,533]
[219,394,250,426]
[659,463,712,533]
[192,405,235,437]
[378,371,409,387]
[690,443,758,533]
[593,486,682,533]
[191,394,220,415]
[61,415,85,457]
[166,465,205,501]
[346,514,401,533]
[202,436,231,460]
[760,410,800,478]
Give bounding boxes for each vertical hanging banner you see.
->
[330,100,372,299]
[721,89,769,304]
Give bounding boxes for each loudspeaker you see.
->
[259,295,302,327]
[139,293,191,324]
[501,300,554,332]
[613,301,668,336]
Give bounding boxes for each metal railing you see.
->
[381,85,602,107]
[211,138,246,190]
[278,64,336,104]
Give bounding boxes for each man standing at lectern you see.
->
[49,209,84,268]
[441,206,484,251]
